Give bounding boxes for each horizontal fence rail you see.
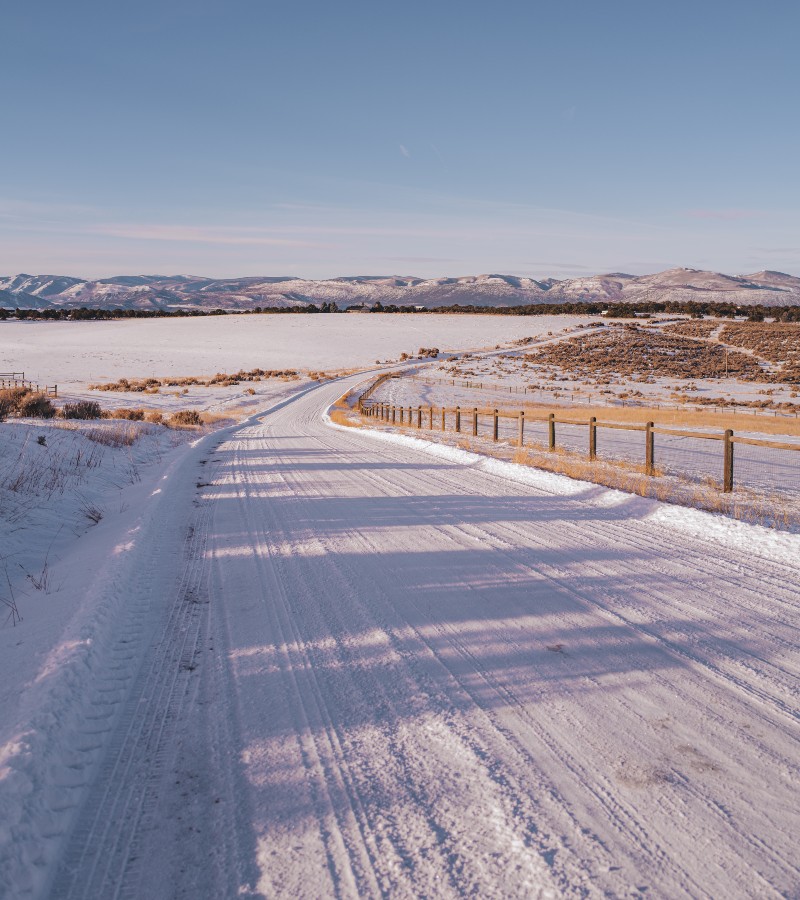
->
[0,377,58,396]
[357,396,800,497]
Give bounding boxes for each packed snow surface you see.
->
[1,374,799,898]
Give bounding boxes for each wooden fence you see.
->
[358,398,800,494]
[0,373,58,397]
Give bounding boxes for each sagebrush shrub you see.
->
[169,409,202,426]
[61,400,102,419]
[0,387,31,416]
[17,394,56,418]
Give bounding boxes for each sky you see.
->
[2,0,799,280]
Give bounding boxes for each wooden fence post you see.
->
[548,413,555,451]
[417,406,422,428]
[589,416,597,460]
[645,421,654,474]
[441,407,446,431]
[518,411,525,447]
[392,405,396,424]
[429,406,433,429]
[493,409,499,442]
[473,408,478,436]
[723,429,734,492]
[455,406,461,432]
[399,406,404,425]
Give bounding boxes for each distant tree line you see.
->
[2,299,800,321]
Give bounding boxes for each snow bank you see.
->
[326,411,800,565]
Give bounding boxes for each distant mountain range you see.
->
[2,268,800,311]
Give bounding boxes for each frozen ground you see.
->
[1,373,800,898]
[0,314,594,386]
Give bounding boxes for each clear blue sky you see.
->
[2,0,798,279]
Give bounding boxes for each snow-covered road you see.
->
[6,375,800,898]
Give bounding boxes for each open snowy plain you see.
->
[0,314,594,384]
[1,316,799,898]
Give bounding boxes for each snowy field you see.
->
[0,314,594,386]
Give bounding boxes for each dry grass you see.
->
[329,408,362,428]
[516,404,800,436]
[327,390,363,428]
[200,409,246,425]
[509,446,664,496]
[366,417,799,530]
[371,398,800,437]
[90,369,299,392]
[84,422,143,447]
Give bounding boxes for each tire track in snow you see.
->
[240,383,800,896]
[48,449,244,900]
[333,424,800,893]
[232,423,606,896]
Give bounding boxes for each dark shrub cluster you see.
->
[61,400,103,419]
[0,387,56,419]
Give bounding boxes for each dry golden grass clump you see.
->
[104,407,146,421]
[531,326,762,380]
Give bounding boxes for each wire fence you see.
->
[358,397,800,502]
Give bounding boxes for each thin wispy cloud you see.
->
[97,224,322,247]
[686,209,762,221]
[399,144,410,158]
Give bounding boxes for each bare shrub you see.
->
[18,393,56,419]
[61,400,102,420]
[169,409,202,427]
[144,410,164,424]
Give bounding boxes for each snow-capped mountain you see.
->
[1,268,799,311]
